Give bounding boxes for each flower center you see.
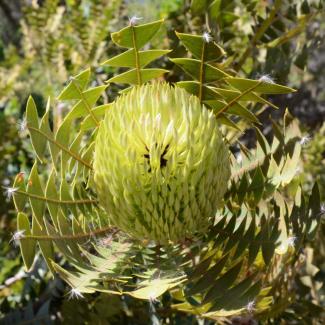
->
[144,143,170,172]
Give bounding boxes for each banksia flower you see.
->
[94,82,230,243]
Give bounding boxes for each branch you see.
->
[215,81,262,117]
[15,190,97,205]
[28,126,93,170]
[71,79,100,127]
[234,0,282,72]
[130,24,142,85]
[22,226,119,242]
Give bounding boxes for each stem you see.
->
[215,81,262,117]
[28,126,93,170]
[22,226,119,242]
[71,79,100,127]
[15,190,97,205]
[198,41,206,102]
[234,0,282,72]
[130,25,142,85]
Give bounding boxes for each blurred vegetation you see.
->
[0,0,324,324]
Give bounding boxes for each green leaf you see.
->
[27,163,45,226]
[249,167,265,204]
[32,219,55,273]
[205,99,259,123]
[171,58,227,82]
[186,253,229,296]
[57,69,91,100]
[17,212,36,271]
[63,85,108,122]
[45,169,59,227]
[176,32,225,61]
[128,275,186,300]
[26,96,47,162]
[191,0,209,14]
[202,261,243,304]
[208,273,257,311]
[102,49,171,68]
[225,77,296,94]
[111,19,164,49]
[13,173,27,212]
[176,81,222,100]
[108,68,168,84]
[81,104,111,130]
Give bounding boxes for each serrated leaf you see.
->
[176,32,225,61]
[171,58,227,82]
[26,96,47,162]
[102,49,171,68]
[45,169,59,228]
[225,77,296,94]
[186,253,229,296]
[57,69,91,100]
[111,19,164,49]
[81,104,111,130]
[108,68,168,84]
[27,163,45,226]
[17,212,36,271]
[63,85,107,122]
[208,273,257,311]
[202,261,243,304]
[128,275,186,300]
[32,219,55,273]
[205,99,259,123]
[176,81,222,100]
[13,173,27,212]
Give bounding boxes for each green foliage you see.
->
[1,1,324,323]
[103,19,169,85]
[6,16,323,324]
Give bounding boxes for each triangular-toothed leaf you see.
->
[68,131,83,173]
[63,85,108,122]
[26,96,47,162]
[249,167,265,204]
[224,216,247,253]
[44,221,78,262]
[217,114,241,130]
[260,222,275,265]
[248,230,261,265]
[13,173,27,212]
[55,118,71,152]
[60,178,77,217]
[205,99,259,123]
[57,69,91,100]
[17,212,36,271]
[32,219,55,273]
[128,274,186,300]
[111,19,164,49]
[234,215,256,259]
[176,32,225,61]
[56,211,83,260]
[306,183,321,239]
[212,87,274,103]
[108,68,168,84]
[225,77,296,94]
[102,49,171,68]
[171,58,228,82]
[202,261,243,305]
[208,273,257,311]
[45,169,59,228]
[176,81,223,100]
[81,104,112,130]
[186,253,229,296]
[27,163,45,226]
